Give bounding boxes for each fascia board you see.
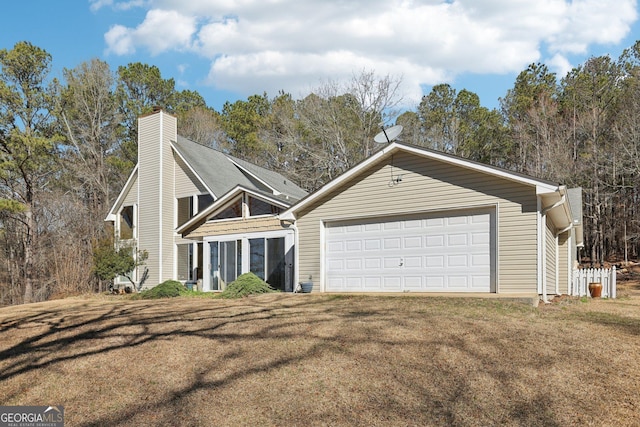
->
[395,144,561,192]
[283,142,562,218]
[104,164,138,221]
[281,143,395,219]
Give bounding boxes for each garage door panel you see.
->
[404,219,422,229]
[346,277,363,288]
[426,255,444,267]
[326,211,492,292]
[364,223,381,232]
[345,258,362,270]
[447,276,470,288]
[404,256,422,268]
[447,254,468,267]
[383,221,402,231]
[447,216,468,226]
[426,235,445,248]
[384,237,401,249]
[426,276,445,287]
[327,259,345,270]
[383,257,402,268]
[404,276,423,289]
[426,218,444,227]
[448,234,468,246]
[346,240,362,251]
[472,254,490,267]
[364,239,381,250]
[472,232,490,245]
[404,236,422,249]
[365,258,381,269]
[364,277,382,288]
[383,276,402,290]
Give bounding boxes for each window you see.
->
[213,198,243,220]
[177,243,192,281]
[177,243,203,282]
[198,194,214,212]
[249,238,265,280]
[119,206,134,240]
[177,196,193,227]
[248,196,281,216]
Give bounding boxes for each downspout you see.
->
[536,197,546,303]
[541,211,549,304]
[555,234,559,295]
[540,194,566,303]
[556,223,573,296]
[290,221,300,293]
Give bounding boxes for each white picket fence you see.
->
[571,267,616,298]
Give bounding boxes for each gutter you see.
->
[288,220,300,292]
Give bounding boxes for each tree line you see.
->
[1,40,639,305]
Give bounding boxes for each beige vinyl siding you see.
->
[174,154,208,198]
[136,111,178,288]
[558,231,570,294]
[122,174,138,206]
[187,217,285,239]
[137,114,162,288]
[545,216,557,295]
[161,114,177,282]
[296,152,539,293]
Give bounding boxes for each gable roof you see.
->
[173,136,307,201]
[105,164,138,221]
[177,184,293,237]
[105,134,307,222]
[281,141,565,220]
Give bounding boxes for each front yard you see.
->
[1,285,639,426]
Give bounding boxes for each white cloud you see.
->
[91,0,147,12]
[104,25,136,55]
[104,9,197,56]
[547,53,574,78]
[102,0,638,101]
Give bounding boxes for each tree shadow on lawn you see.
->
[0,296,631,426]
[0,296,334,385]
[566,310,640,336]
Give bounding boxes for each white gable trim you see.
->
[104,164,139,221]
[176,185,291,236]
[170,140,217,200]
[281,142,562,220]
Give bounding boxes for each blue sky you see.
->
[2,1,639,113]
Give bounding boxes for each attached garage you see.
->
[324,210,495,292]
[281,141,583,297]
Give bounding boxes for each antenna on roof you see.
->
[374,124,403,144]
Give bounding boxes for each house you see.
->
[108,109,583,300]
[276,142,583,299]
[105,109,307,291]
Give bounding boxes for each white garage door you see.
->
[325,211,493,292]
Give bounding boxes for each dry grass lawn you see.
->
[2,282,640,426]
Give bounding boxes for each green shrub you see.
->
[139,280,186,299]
[220,272,278,299]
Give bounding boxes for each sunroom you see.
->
[177,186,296,292]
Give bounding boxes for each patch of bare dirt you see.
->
[1,293,639,426]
